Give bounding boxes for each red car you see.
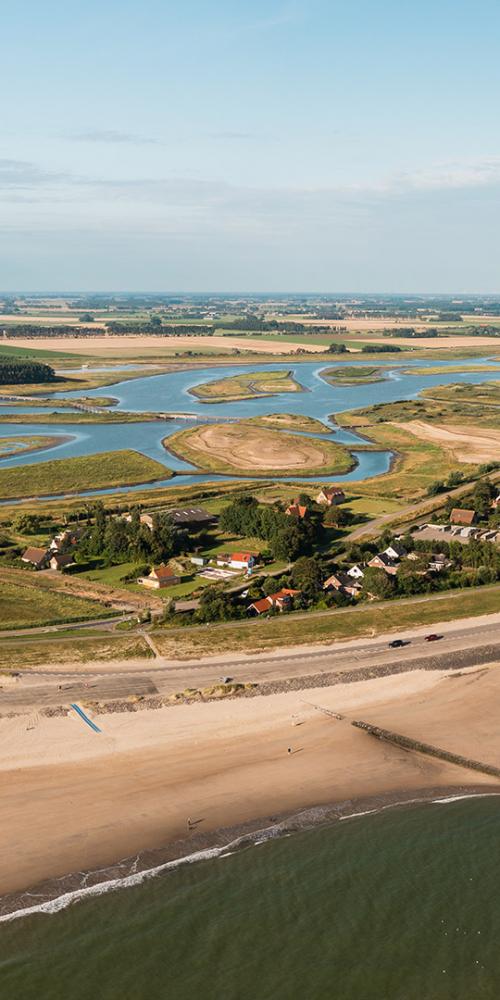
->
[425,633,442,642]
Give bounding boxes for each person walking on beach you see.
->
[287,747,292,754]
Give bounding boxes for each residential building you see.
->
[347,564,365,579]
[367,553,399,575]
[323,572,361,598]
[137,563,181,589]
[428,553,452,573]
[316,487,346,506]
[49,552,75,572]
[21,547,49,569]
[285,501,308,519]
[223,552,257,571]
[248,588,301,615]
[450,508,476,526]
[383,542,407,561]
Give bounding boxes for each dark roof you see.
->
[167,507,216,525]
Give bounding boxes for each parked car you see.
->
[424,633,442,642]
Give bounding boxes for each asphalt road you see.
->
[3,614,500,711]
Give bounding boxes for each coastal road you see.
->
[3,614,500,711]
[344,468,500,540]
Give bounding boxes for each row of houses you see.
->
[323,541,452,599]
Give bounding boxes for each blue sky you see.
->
[1,0,500,292]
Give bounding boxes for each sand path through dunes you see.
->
[393,420,500,463]
[177,423,335,471]
[1,335,327,357]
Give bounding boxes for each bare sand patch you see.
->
[394,420,500,463]
[167,422,352,476]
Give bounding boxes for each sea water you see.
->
[1,797,499,999]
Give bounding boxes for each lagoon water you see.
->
[1,358,500,500]
[1,797,500,999]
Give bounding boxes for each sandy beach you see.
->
[2,662,500,900]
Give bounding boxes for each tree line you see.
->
[0,356,56,384]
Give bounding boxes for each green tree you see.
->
[291,556,323,597]
[362,566,396,599]
[14,513,42,534]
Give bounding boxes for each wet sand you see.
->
[1,663,500,899]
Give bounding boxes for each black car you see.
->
[388,639,408,648]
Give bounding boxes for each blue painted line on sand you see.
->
[71,703,102,733]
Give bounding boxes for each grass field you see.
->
[189,369,303,403]
[0,573,114,629]
[0,450,172,500]
[151,584,500,659]
[165,422,354,477]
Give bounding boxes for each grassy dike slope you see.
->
[165,422,354,477]
[0,450,173,500]
[152,584,500,659]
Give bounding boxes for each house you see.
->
[367,553,399,575]
[383,542,407,561]
[21,547,49,569]
[248,588,300,615]
[285,501,308,519]
[137,563,181,589]
[49,552,75,572]
[428,553,452,573]
[224,552,257,571]
[347,564,365,580]
[323,572,361,598]
[49,527,83,552]
[316,487,346,506]
[450,508,476,526]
